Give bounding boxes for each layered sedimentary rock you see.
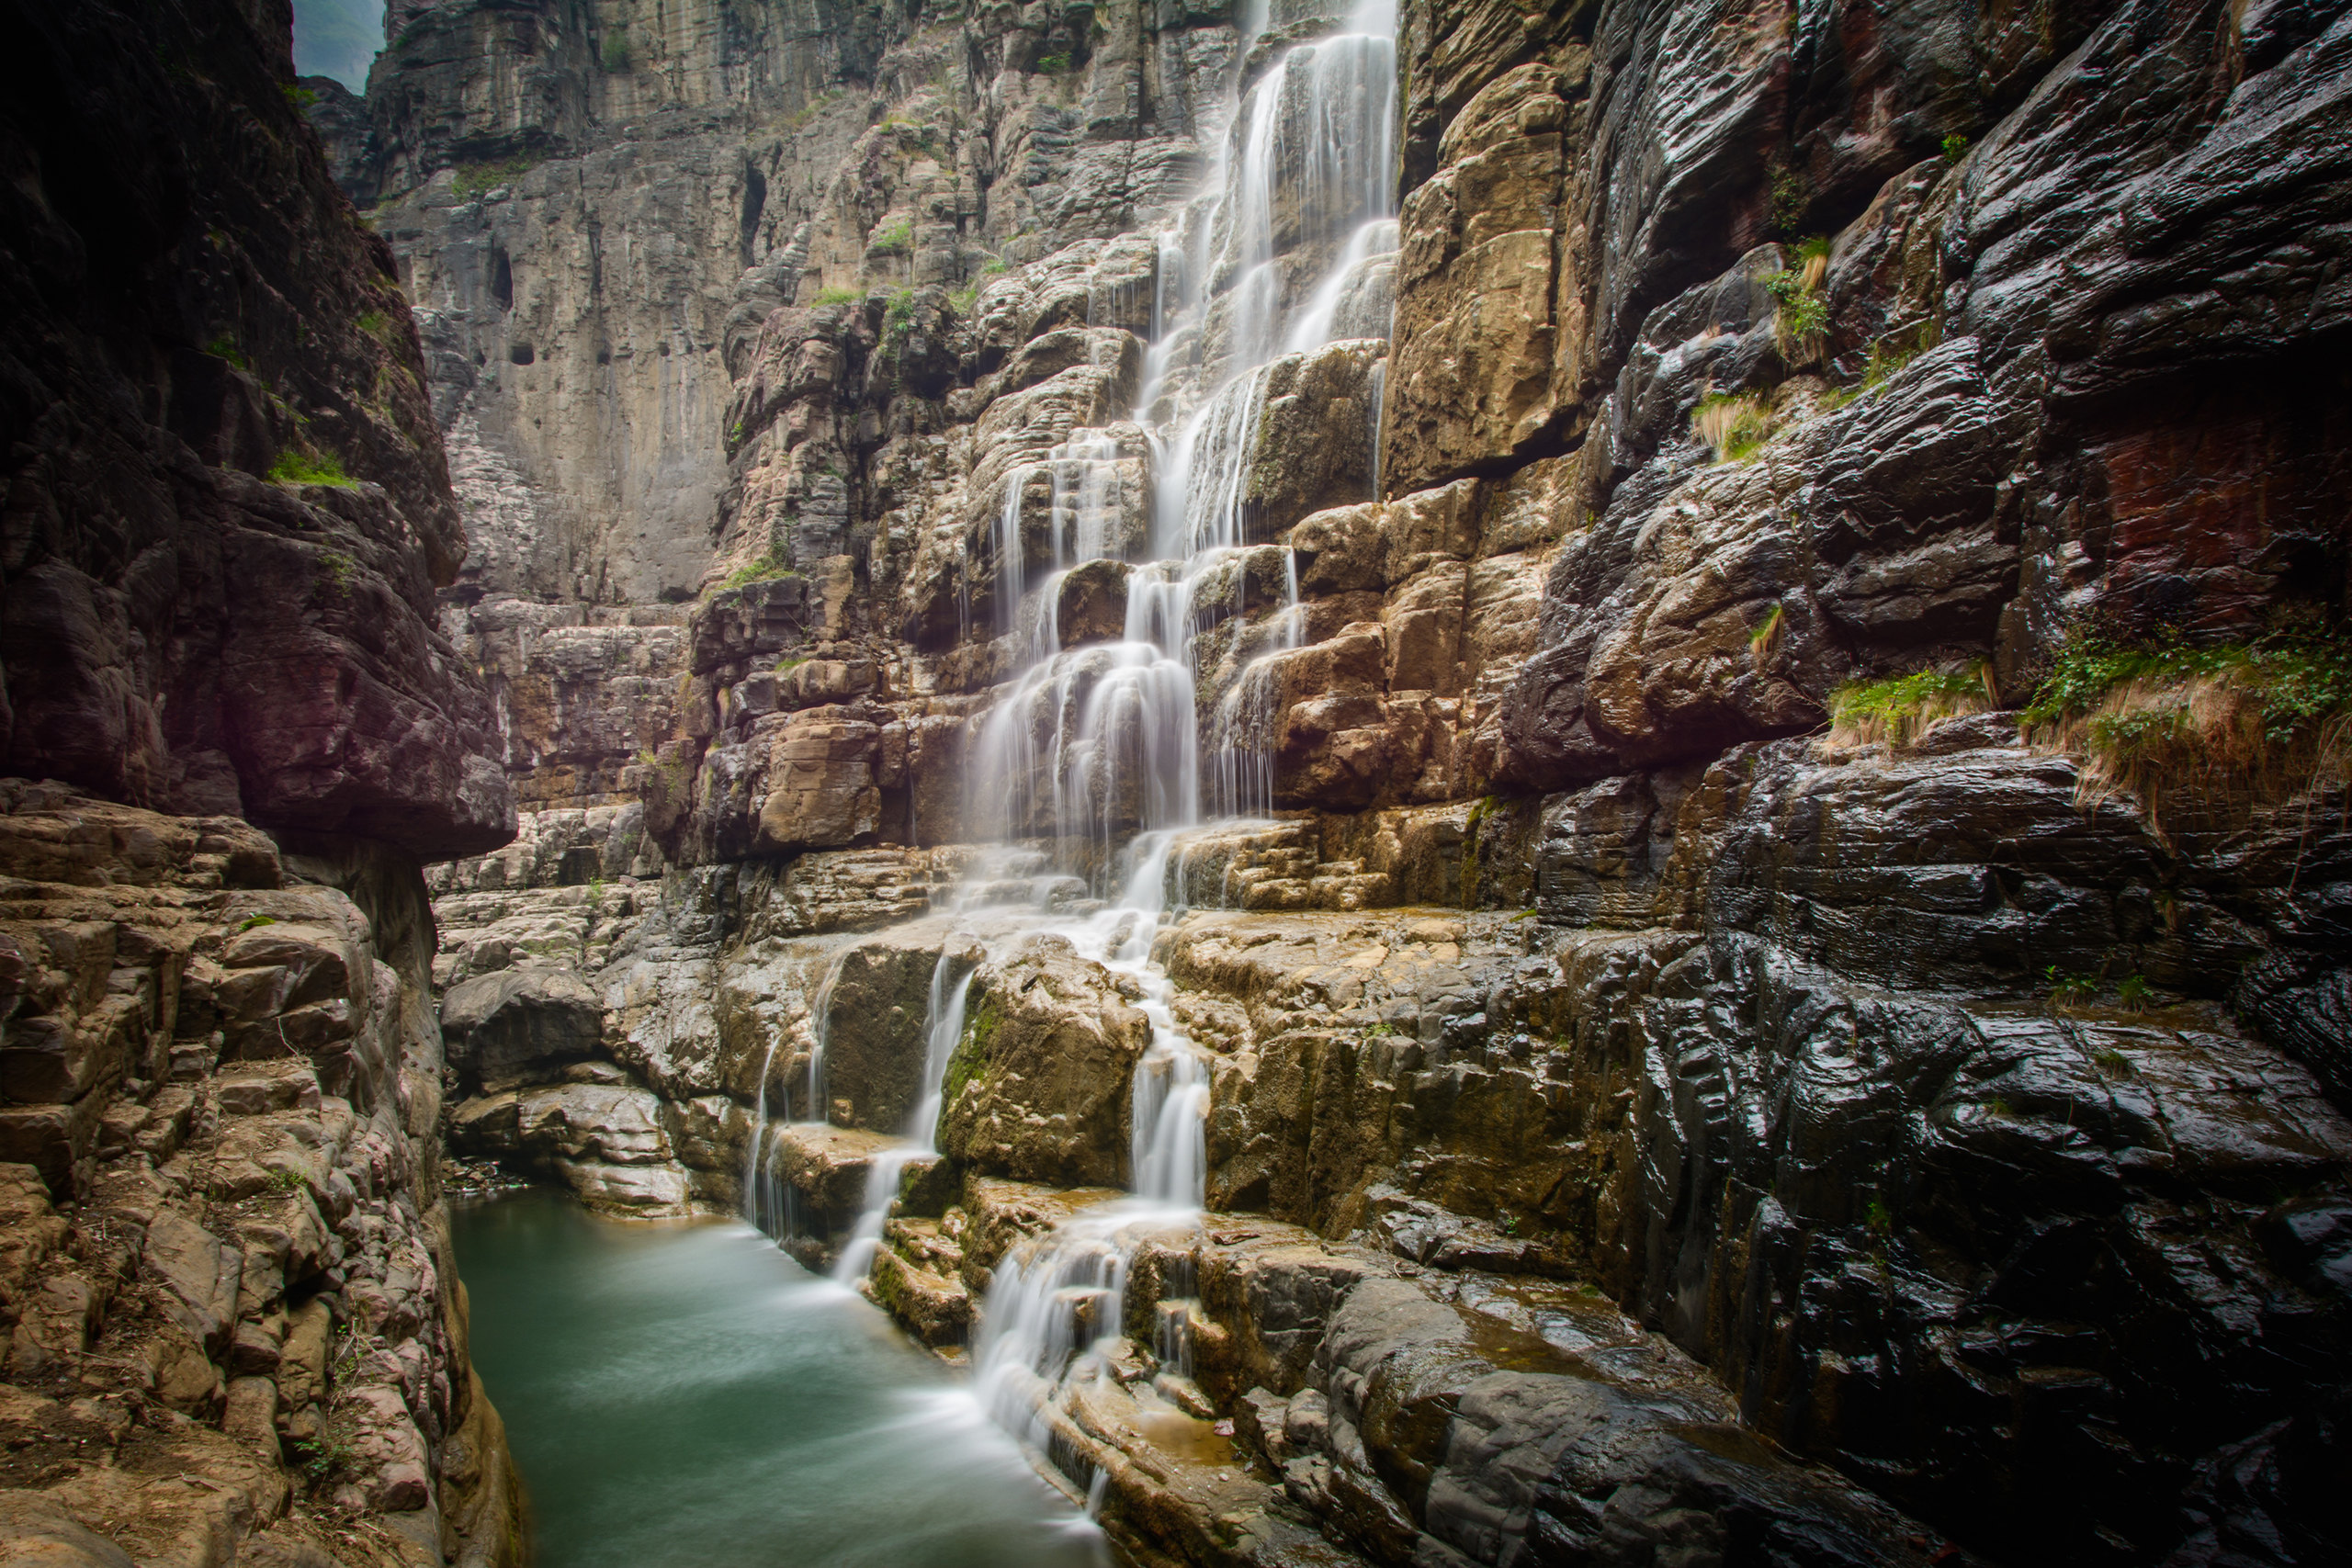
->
[0,0,526,1560]
[355,0,2352,1565]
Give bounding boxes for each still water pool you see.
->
[452,1190,1110,1568]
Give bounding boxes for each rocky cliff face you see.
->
[0,0,524,1562]
[354,0,2348,1565]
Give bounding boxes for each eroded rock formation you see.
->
[0,0,525,1561]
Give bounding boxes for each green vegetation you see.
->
[867,219,915,257]
[319,549,357,591]
[775,655,810,673]
[2022,632,2352,829]
[237,914,277,932]
[290,1428,358,1483]
[266,1167,310,1193]
[266,449,355,488]
[811,285,865,307]
[283,84,318,110]
[884,287,919,338]
[718,546,802,592]
[1827,662,1991,748]
[1748,603,1785,664]
[1765,265,1829,353]
[206,333,250,370]
[941,999,1002,1108]
[2116,974,2154,1013]
[1035,52,1071,73]
[2091,1045,2135,1076]
[1770,165,1809,234]
[786,88,843,130]
[2046,965,2098,1009]
[601,29,630,71]
[1860,323,1937,392]
[1862,1197,1894,1235]
[1691,389,1773,461]
[355,310,393,344]
[1942,131,1971,163]
[452,154,539,199]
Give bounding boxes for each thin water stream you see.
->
[452,1191,1110,1568]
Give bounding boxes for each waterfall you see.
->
[831,953,976,1283]
[769,0,1405,1506]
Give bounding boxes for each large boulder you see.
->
[439,964,604,1092]
[937,937,1151,1188]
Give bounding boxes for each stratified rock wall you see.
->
[0,0,514,859]
[0,1,526,1560]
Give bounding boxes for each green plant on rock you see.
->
[2022,631,2352,830]
[1860,322,1939,393]
[1691,389,1774,461]
[718,547,801,592]
[319,549,357,592]
[2092,1045,2136,1077]
[1748,603,1785,666]
[206,333,250,370]
[868,219,915,257]
[1035,52,1071,73]
[237,914,277,931]
[941,1000,1001,1108]
[811,285,864,307]
[601,29,630,71]
[452,154,540,199]
[1826,662,1992,749]
[1862,1197,1894,1236]
[1765,265,1829,362]
[290,1428,358,1483]
[283,84,318,110]
[2116,974,2154,1013]
[1770,165,1810,234]
[1942,131,1971,162]
[2046,965,2098,1010]
[267,449,355,488]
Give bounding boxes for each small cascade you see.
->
[742,947,850,1249]
[831,952,977,1284]
[802,948,847,1130]
[741,1035,785,1235]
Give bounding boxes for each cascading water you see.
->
[950,0,1403,1503]
[754,0,1404,1510]
[831,952,977,1283]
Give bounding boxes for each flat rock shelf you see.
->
[451,1190,1111,1568]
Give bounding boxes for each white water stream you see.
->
[747,0,1402,1510]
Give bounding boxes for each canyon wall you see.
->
[337,2,2350,1567]
[0,0,523,1562]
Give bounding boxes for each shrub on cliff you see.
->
[1827,664,1994,750]
[2025,633,2352,830]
